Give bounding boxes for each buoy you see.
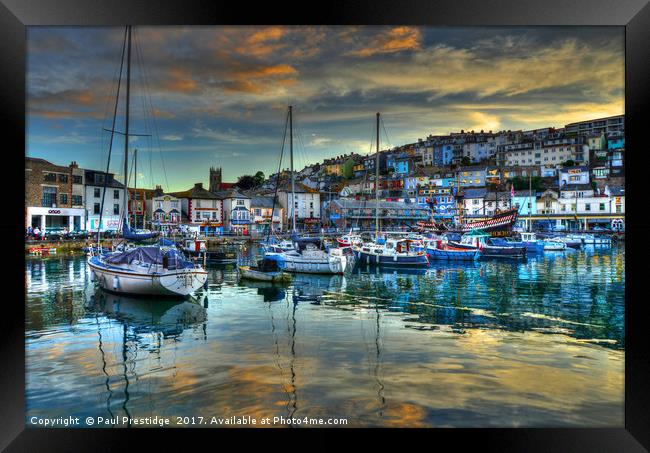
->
[113,276,119,290]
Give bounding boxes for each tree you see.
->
[460,156,471,166]
[235,174,257,190]
[254,171,265,186]
[562,159,576,167]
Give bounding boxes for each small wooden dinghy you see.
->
[239,258,291,283]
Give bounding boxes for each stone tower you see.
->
[209,166,222,192]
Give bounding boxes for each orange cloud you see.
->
[248,26,286,45]
[347,26,422,57]
[237,26,289,57]
[162,67,199,93]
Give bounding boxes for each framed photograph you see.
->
[3,0,649,450]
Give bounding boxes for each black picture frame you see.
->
[3,0,648,450]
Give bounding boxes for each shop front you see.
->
[199,221,224,237]
[27,206,86,232]
[301,217,322,232]
[86,215,121,232]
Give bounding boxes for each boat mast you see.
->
[289,105,296,233]
[375,112,380,237]
[122,25,132,235]
[528,172,533,233]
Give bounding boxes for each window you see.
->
[59,193,68,205]
[94,188,101,198]
[93,203,100,215]
[73,175,83,184]
[113,204,120,215]
[114,190,120,199]
[237,199,245,206]
[599,203,605,211]
[44,173,57,182]
[41,187,57,207]
[585,204,591,211]
[58,174,68,183]
[72,195,82,206]
[255,208,261,216]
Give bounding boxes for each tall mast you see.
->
[375,112,380,236]
[289,105,296,233]
[528,172,532,232]
[133,148,138,229]
[122,25,132,232]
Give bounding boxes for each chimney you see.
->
[194,182,203,190]
[69,161,78,169]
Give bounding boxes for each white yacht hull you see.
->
[88,257,207,297]
[279,252,347,274]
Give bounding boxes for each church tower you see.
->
[209,166,222,192]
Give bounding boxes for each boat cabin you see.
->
[184,238,207,253]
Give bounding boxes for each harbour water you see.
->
[26,245,624,427]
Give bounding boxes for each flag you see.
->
[510,184,515,197]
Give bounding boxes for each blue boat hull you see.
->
[354,250,429,267]
[426,247,479,261]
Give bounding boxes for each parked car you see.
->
[69,230,89,240]
[44,228,66,240]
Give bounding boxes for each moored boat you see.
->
[353,238,429,267]
[239,257,291,283]
[425,239,479,261]
[88,246,208,297]
[453,230,527,259]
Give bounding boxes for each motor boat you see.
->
[353,238,429,267]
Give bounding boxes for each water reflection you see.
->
[25,247,624,427]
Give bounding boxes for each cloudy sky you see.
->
[27,26,624,191]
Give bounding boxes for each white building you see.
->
[278,186,321,230]
[149,191,182,226]
[84,169,126,232]
[215,189,252,235]
[171,183,223,235]
[504,137,589,167]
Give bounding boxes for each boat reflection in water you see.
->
[85,289,208,338]
[291,273,347,303]
[238,280,287,302]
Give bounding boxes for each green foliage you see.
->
[562,159,576,167]
[460,156,471,166]
[235,174,257,190]
[253,171,265,186]
[509,176,542,191]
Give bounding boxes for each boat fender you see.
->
[393,255,397,262]
[113,276,119,290]
[90,270,95,282]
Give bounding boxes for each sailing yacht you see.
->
[265,106,348,275]
[351,113,428,268]
[87,26,207,297]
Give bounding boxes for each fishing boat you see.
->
[542,240,567,251]
[353,238,429,267]
[87,26,208,297]
[337,231,362,248]
[425,239,479,261]
[506,232,545,253]
[264,106,346,275]
[181,238,207,256]
[453,230,527,259]
[238,257,291,283]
